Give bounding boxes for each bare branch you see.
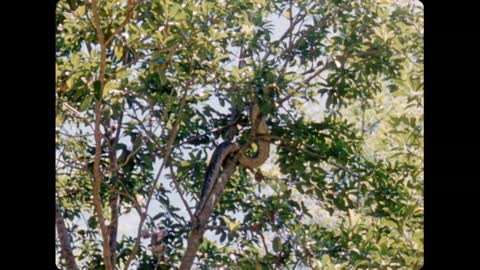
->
[120,143,143,168]
[104,184,143,215]
[259,231,270,255]
[90,0,113,268]
[62,102,84,119]
[123,88,189,270]
[168,164,193,220]
[276,61,333,106]
[261,7,308,62]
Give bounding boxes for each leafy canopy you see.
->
[56,0,423,269]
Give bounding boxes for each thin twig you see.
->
[276,62,333,106]
[262,10,307,62]
[168,164,193,220]
[163,89,189,162]
[205,225,257,232]
[172,113,242,149]
[62,102,84,119]
[104,184,142,216]
[123,88,189,270]
[130,108,165,154]
[120,143,143,168]
[259,231,269,255]
[105,0,137,46]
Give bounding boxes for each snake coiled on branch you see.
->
[194,103,270,216]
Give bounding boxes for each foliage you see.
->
[56,0,423,269]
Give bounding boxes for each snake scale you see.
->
[194,103,270,216]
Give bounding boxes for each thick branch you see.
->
[108,193,120,267]
[179,154,240,270]
[93,103,113,270]
[90,0,113,268]
[55,202,78,270]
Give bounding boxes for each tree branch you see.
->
[163,89,189,163]
[205,224,259,232]
[276,61,334,106]
[172,113,242,149]
[108,193,120,267]
[119,142,143,168]
[123,88,189,270]
[258,231,270,255]
[262,9,307,62]
[179,153,240,270]
[105,0,137,46]
[90,0,113,268]
[104,183,143,215]
[55,202,78,270]
[169,164,193,220]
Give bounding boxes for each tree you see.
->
[55,0,423,269]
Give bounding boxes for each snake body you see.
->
[194,103,270,216]
[238,103,270,169]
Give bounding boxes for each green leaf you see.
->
[229,221,240,231]
[55,64,59,81]
[381,218,397,228]
[93,80,102,100]
[71,54,81,69]
[152,212,164,220]
[322,254,331,265]
[272,236,281,253]
[166,120,173,130]
[74,6,86,17]
[79,96,93,111]
[251,143,258,153]
[104,81,120,96]
[66,77,75,89]
[168,4,181,18]
[179,161,191,167]
[114,45,124,61]
[201,0,208,15]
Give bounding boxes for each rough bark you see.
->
[55,202,78,270]
[179,155,240,270]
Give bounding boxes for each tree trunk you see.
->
[179,155,239,270]
[55,202,78,270]
[108,193,120,268]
